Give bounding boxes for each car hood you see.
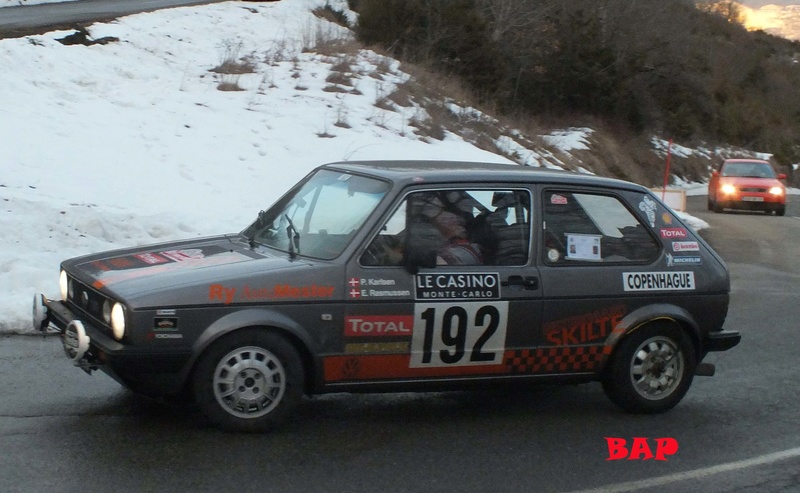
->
[62,234,326,307]
[721,176,784,189]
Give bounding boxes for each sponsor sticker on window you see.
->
[659,228,688,239]
[672,241,699,252]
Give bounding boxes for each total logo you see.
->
[605,437,678,461]
[344,315,414,337]
[660,228,688,239]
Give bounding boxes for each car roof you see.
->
[322,160,646,192]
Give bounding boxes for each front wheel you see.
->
[193,329,304,432]
[602,324,696,414]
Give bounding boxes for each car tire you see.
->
[602,323,696,414]
[711,200,723,213]
[193,329,304,432]
[706,198,713,211]
[775,205,785,216]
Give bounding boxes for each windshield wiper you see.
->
[284,214,301,259]
[247,210,269,249]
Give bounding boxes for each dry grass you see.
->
[211,39,256,75]
[217,80,244,92]
[312,4,350,28]
[313,37,361,57]
[334,108,352,129]
[322,85,350,93]
[386,85,413,107]
[408,109,446,141]
[302,20,360,56]
[401,62,477,109]
[325,71,352,86]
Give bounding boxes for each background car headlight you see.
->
[720,184,736,195]
[59,270,68,301]
[110,303,126,340]
[769,186,784,196]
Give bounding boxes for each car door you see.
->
[323,185,543,386]
[535,186,663,374]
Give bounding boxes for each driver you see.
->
[430,210,483,265]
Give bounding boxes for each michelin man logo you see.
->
[639,196,657,227]
[666,253,674,267]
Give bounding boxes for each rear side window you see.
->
[542,190,659,264]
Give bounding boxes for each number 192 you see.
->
[410,302,508,368]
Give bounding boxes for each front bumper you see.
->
[717,195,784,211]
[34,294,193,396]
[705,329,741,352]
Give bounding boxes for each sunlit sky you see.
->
[738,1,799,33]
[742,1,798,6]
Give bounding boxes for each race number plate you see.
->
[409,301,508,368]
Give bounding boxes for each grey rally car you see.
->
[33,161,741,432]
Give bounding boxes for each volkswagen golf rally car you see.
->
[33,161,741,432]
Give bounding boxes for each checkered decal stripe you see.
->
[504,346,610,373]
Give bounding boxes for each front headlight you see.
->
[769,186,784,196]
[720,184,736,195]
[110,303,126,341]
[59,270,68,301]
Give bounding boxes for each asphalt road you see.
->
[0,0,223,38]
[0,196,798,493]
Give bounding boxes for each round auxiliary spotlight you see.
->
[63,320,90,362]
[32,294,48,332]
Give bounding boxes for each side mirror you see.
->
[778,173,787,180]
[711,170,719,177]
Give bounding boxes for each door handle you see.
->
[502,275,539,290]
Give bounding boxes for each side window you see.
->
[360,189,531,267]
[542,190,659,265]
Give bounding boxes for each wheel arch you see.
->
[601,303,701,372]
[179,308,319,395]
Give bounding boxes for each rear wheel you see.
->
[193,329,304,432]
[602,323,696,414]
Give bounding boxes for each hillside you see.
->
[350,0,800,177]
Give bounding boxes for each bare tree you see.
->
[696,0,745,25]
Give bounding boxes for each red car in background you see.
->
[708,158,787,216]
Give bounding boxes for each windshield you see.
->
[721,161,776,179]
[243,169,390,259]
